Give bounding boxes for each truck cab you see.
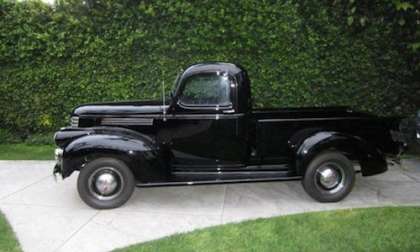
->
[54,62,404,209]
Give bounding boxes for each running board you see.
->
[136,176,302,187]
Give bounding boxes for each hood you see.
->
[73,100,168,116]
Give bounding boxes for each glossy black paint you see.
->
[54,62,404,185]
[56,127,161,180]
[292,131,387,176]
[417,110,420,143]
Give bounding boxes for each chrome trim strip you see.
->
[168,113,244,119]
[258,117,365,123]
[94,113,245,120]
[83,114,159,118]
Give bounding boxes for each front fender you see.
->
[293,131,387,176]
[58,127,165,182]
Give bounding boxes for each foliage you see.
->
[24,132,54,145]
[0,129,21,143]
[0,0,418,134]
[115,207,420,252]
[321,0,419,56]
[310,0,420,112]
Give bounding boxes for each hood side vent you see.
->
[101,117,154,126]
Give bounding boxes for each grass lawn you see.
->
[0,144,54,160]
[0,212,21,252]
[116,207,420,252]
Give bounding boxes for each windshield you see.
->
[178,73,231,106]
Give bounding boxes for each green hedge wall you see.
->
[0,0,417,135]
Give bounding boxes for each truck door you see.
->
[167,72,247,171]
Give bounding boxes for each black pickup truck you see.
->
[54,62,406,209]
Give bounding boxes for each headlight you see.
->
[54,148,63,162]
[70,116,79,127]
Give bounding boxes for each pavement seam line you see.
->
[0,201,223,216]
[53,210,100,252]
[0,174,52,201]
[400,171,420,182]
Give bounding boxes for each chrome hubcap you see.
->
[95,173,118,196]
[315,162,346,193]
[88,167,124,200]
[319,166,340,189]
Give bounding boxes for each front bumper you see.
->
[53,148,63,178]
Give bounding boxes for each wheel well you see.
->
[295,131,387,177]
[303,146,383,177]
[75,150,165,182]
[70,152,133,177]
[310,148,356,162]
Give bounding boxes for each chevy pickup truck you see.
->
[54,62,406,209]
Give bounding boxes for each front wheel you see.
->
[302,152,355,202]
[77,157,135,209]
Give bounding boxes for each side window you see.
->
[179,74,231,107]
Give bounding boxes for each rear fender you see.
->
[59,127,165,182]
[292,131,387,176]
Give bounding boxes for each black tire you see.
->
[302,152,355,202]
[77,157,135,209]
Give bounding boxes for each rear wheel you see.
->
[302,152,355,202]
[77,157,135,209]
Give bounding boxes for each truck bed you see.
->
[250,106,398,164]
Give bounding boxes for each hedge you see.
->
[0,0,417,136]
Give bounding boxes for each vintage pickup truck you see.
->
[54,62,406,209]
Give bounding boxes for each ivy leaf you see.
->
[398,18,405,26]
[347,16,354,26]
[394,1,414,11]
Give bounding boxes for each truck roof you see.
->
[182,62,245,77]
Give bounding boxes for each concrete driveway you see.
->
[0,159,419,252]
